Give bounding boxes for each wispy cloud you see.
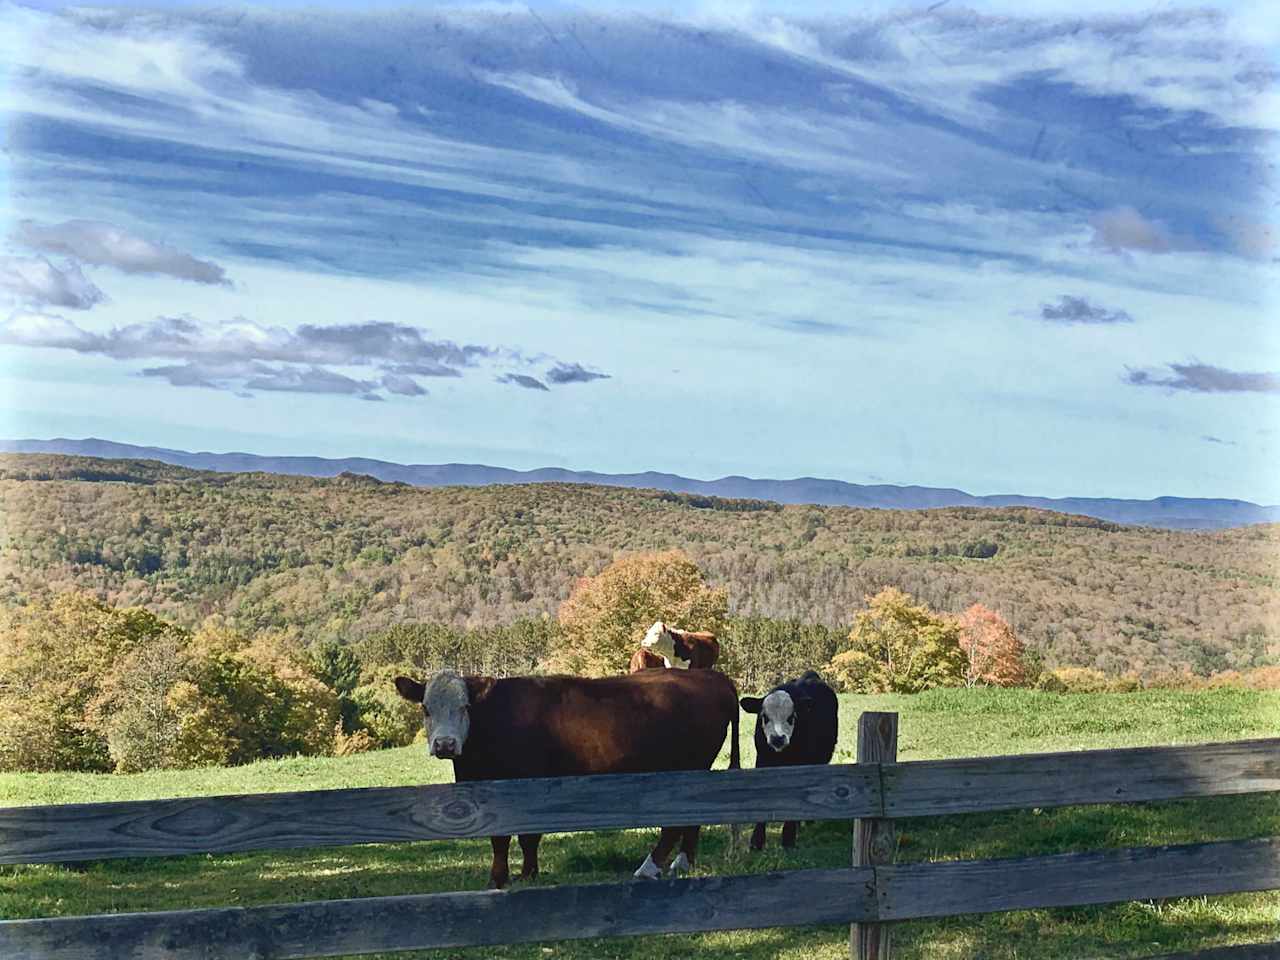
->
[1125,362,1280,394]
[546,362,609,384]
[0,313,598,401]
[0,256,105,309]
[16,220,230,285]
[497,373,549,391]
[1040,295,1133,325]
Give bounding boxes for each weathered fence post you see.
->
[852,711,898,960]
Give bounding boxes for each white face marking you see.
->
[669,852,690,876]
[642,621,687,667]
[421,671,471,758]
[634,853,662,880]
[761,690,796,752]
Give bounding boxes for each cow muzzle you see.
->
[768,734,789,752]
[430,737,461,759]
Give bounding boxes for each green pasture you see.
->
[2,688,1277,959]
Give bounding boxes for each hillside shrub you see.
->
[827,588,966,693]
[348,666,421,748]
[1037,666,1112,693]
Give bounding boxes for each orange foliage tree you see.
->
[956,603,1027,687]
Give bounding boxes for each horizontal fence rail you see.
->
[0,763,879,865]
[2,737,1275,866]
[2,837,1274,960]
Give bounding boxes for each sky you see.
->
[0,1,1277,501]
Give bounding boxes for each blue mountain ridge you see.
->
[4,437,1277,530]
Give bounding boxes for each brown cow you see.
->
[394,668,740,888]
[628,620,720,672]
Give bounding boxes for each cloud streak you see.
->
[1040,295,1134,325]
[497,374,549,391]
[16,220,231,285]
[1125,362,1280,395]
[546,362,610,385]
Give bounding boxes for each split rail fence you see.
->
[0,713,1277,959]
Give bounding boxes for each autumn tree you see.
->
[552,550,728,676]
[0,593,185,772]
[956,603,1028,687]
[827,587,966,693]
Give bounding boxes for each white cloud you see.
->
[0,256,105,309]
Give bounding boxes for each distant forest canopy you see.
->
[1,454,1277,678]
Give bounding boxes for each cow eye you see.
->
[423,708,431,718]
[786,714,795,724]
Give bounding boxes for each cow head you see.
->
[641,621,688,669]
[740,688,810,752]
[394,670,496,759]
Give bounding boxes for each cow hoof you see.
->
[668,852,690,877]
[633,854,662,881]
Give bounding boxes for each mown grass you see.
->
[2,688,1278,959]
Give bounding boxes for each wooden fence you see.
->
[0,714,1276,959]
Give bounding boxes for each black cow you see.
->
[395,668,741,888]
[739,670,838,850]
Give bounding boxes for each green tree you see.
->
[552,550,728,676]
[311,639,363,732]
[827,587,966,693]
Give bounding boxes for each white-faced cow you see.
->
[394,668,740,888]
[628,620,720,673]
[739,670,838,850]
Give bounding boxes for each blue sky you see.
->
[1,1,1277,501]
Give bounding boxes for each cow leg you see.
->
[488,835,512,890]
[635,826,682,880]
[669,825,700,876]
[781,820,799,849]
[517,833,542,881]
[750,821,768,851]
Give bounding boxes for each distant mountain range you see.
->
[5,437,1278,530]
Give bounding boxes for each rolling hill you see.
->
[1,452,1276,677]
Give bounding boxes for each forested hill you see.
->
[1,453,1276,677]
[5,437,1278,529]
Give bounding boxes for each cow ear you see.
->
[740,696,763,714]
[466,676,498,704]
[394,676,425,704]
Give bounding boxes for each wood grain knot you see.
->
[442,799,476,821]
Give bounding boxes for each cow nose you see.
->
[768,734,788,751]
[432,737,459,758]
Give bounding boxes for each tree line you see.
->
[3,547,1274,774]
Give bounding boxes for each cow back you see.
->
[453,670,738,782]
[628,647,667,673]
[671,629,720,669]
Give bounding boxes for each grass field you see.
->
[2,688,1278,959]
